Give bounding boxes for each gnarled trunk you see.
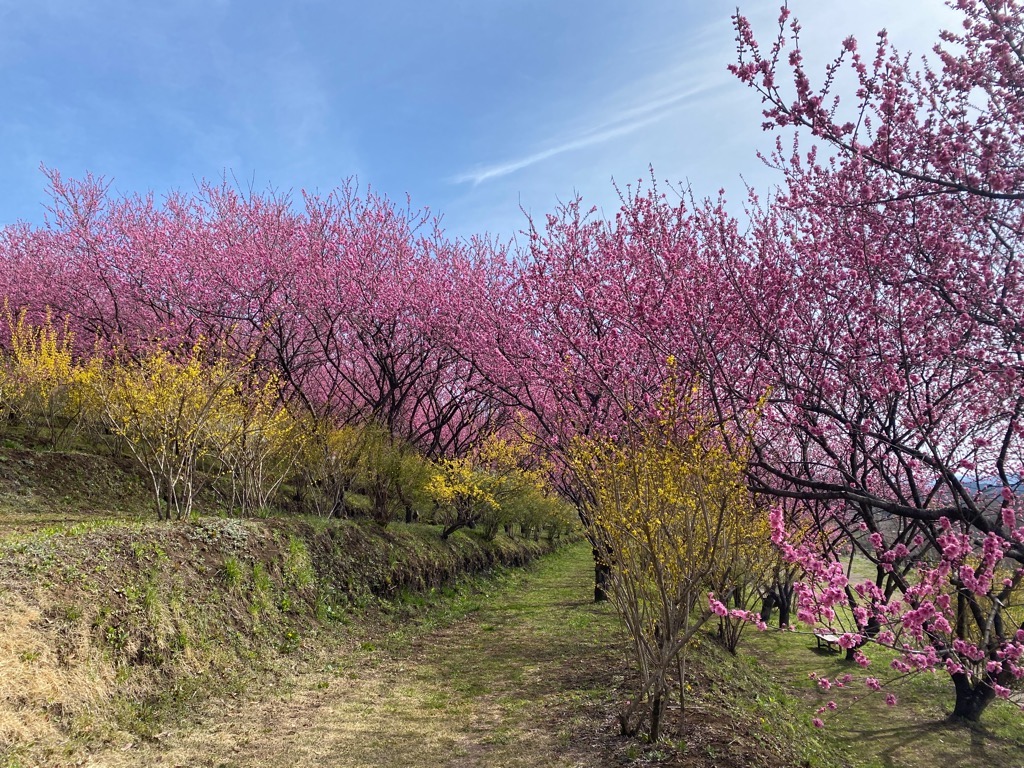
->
[759,581,793,627]
[949,672,995,722]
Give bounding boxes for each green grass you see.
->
[0,447,152,536]
[744,626,1024,768]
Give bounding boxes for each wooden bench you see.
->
[814,631,841,652]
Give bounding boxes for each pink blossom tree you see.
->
[729,0,1024,720]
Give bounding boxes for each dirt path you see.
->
[89,542,623,768]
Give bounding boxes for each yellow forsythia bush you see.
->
[97,342,242,520]
[0,307,100,448]
[570,411,770,740]
[206,371,307,517]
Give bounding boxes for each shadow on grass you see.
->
[833,716,1021,768]
[553,598,594,609]
[809,645,842,658]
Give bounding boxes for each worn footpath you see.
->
[88,542,623,768]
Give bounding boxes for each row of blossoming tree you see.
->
[0,0,1021,738]
[0,309,575,535]
[725,0,1024,723]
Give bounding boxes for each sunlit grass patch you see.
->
[744,625,1024,768]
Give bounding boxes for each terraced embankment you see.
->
[0,510,564,768]
[75,542,623,768]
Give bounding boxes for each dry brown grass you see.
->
[0,590,112,748]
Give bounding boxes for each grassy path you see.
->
[92,542,623,768]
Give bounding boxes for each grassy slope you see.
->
[59,543,842,768]
[57,543,858,768]
[88,541,622,767]
[0,447,150,533]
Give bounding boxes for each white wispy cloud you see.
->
[452,80,715,186]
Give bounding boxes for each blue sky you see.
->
[1,0,957,242]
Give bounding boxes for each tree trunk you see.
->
[441,521,466,540]
[759,593,776,623]
[649,691,664,743]
[776,584,792,628]
[845,616,880,662]
[594,549,610,602]
[949,672,995,722]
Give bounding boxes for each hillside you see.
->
[0,447,836,768]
